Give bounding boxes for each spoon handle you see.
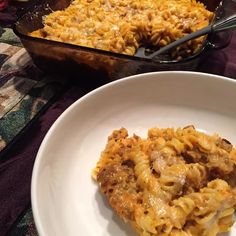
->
[213,14,236,32]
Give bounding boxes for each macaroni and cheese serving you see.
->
[30,0,214,60]
[92,126,236,236]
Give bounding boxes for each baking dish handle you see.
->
[207,31,233,50]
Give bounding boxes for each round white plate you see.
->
[32,71,236,236]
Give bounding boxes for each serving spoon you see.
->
[135,13,236,60]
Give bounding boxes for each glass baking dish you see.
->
[13,0,225,80]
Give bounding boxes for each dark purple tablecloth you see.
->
[0,1,236,235]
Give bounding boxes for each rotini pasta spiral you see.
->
[93,126,236,236]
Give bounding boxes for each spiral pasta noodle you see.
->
[93,126,236,236]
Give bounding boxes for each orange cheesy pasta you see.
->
[30,0,214,59]
[92,126,236,236]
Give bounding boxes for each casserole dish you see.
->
[13,0,225,80]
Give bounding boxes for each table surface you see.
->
[0,1,236,235]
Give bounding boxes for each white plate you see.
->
[32,71,236,236]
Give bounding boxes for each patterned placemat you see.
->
[7,208,37,236]
[0,43,63,154]
[0,42,67,156]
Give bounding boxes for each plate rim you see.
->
[31,71,236,236]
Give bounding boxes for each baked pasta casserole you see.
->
[92,126,236,236]
[30,0,214,60]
